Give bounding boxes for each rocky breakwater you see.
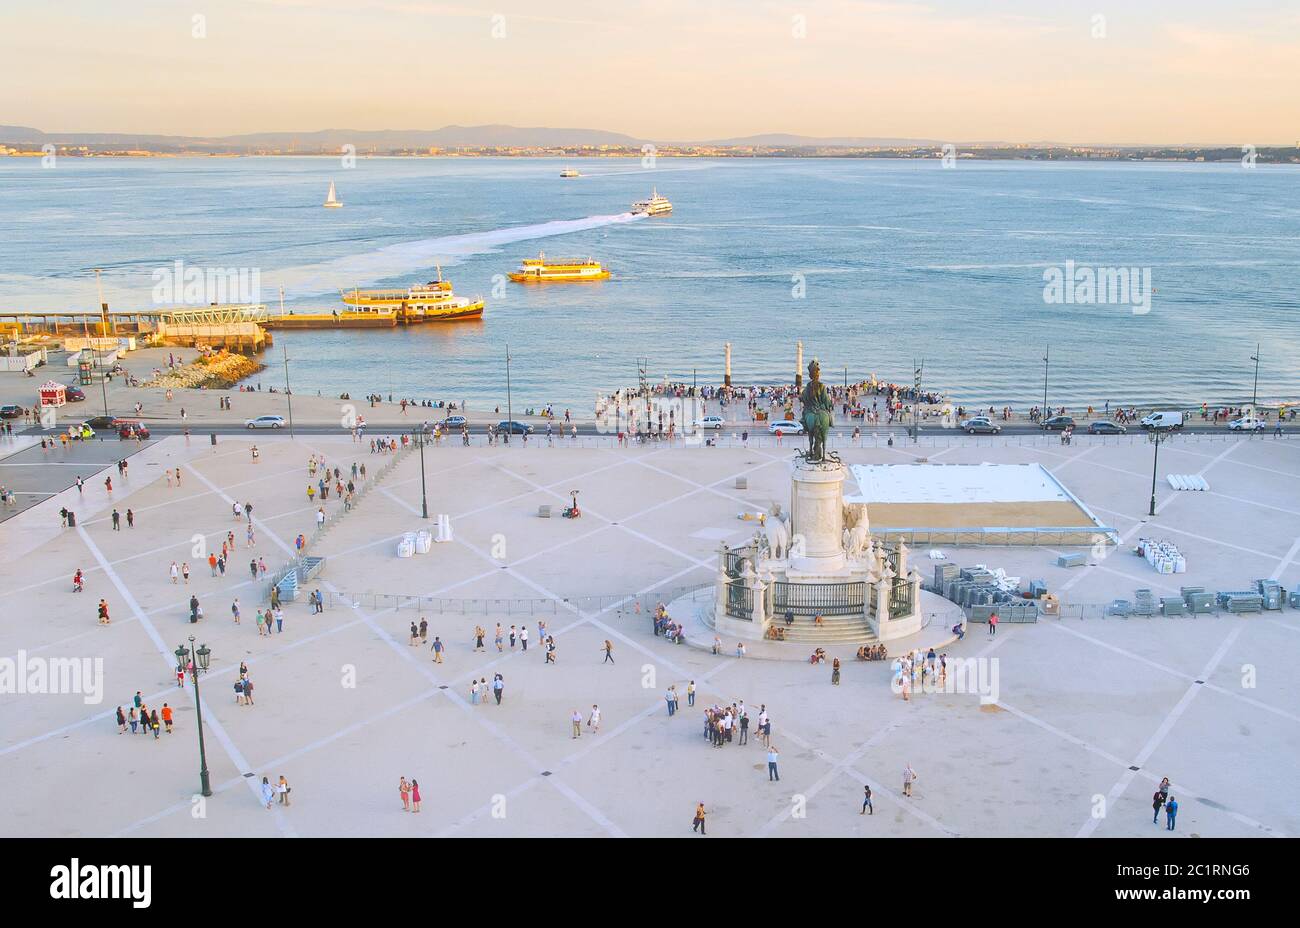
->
[143,350,264,390]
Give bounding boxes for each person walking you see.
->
[571,708,582,739]
[111,509,121,531]
[162,703,173,733]
[234,677,245,705]
[509,625,517,649]
[1166,796,1178,831]
[260,777,276,809]
[126,509,134,528]
[903,763,917,797]
[278,776,291,806]
[767,746,780,781]
[988,611,999,637]
[170,561,179,584]
[666,687,676,717]
[419,617,428,644]
[274,607,283,634]
[692,802,707,836]
[399,777,411,811]
[231,598,241,624]
[831,657,841,685]
[492,674,504,705]
[588,704,601,733]
[738,709,749,745]
[243,677,255,706]
[1152,788,1166,824]
[519,625,528,652]
[431,636,444,663]
[602,640,614,663]
[495,624,504,652]
[116,706,126,733]
[474,625,485,651]
[410,779,421,812]
[150,709,160,740]
[408,622,419,646]
[687,680,695,707]
[861,784,874,815]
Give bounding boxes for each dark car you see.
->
[0,404,24,419]
[496,420,533,435]
[64,385,86,402]
[118,422,150,440]
[1087,421,1127,435]
[85,415,125,429]
[1043,415,1075,431]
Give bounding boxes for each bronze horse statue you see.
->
[799,358,834,463]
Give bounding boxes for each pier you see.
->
[0,304,269,352]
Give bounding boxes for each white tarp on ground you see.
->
[847,462,1072,505]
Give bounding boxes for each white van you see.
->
[1140,411,1185,431]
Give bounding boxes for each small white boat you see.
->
[324,180,343,208]
[560,167,580,178]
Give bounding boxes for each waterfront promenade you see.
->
[0,425,1297,837]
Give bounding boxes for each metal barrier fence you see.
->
[362,431,1298,453]
[771,580,865,617]
[873,526,1120,547]
[724,581,753,619]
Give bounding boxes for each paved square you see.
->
[1,432,1297,837]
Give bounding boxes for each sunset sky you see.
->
[3,0,1298,144]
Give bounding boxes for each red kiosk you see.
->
[39,381,67,408]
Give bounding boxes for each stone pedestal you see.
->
[789,460,846,574]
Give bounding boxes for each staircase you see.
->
[769,614,877,643]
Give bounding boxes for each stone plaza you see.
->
[1,429,1297,837]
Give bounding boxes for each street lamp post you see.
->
[416,428,429,519]
[1250,343,1260,409]
[282,345,295,438]
[175,637,213,797]
[93,269,110,419]
[505,343,513,445]
[1147,429,1169,517]
[1041,345,1050,430]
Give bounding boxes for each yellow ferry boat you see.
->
[263,274,484,329]
[507,252,610,283]
[340,274,485,324]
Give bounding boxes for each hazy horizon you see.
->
[3,0,1298,145]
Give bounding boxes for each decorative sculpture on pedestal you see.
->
[798,358,837,465]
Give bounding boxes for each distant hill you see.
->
[0,124,645,150]
[703,133,946,147]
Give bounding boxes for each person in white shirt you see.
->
[587,704,601,733]
[519,625,529,651]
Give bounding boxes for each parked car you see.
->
[440,415,468,429]
[1087,421,1127,434]
[244,415,285,429]
[1043,415,1075,431]
[496,420,533,435]
[118,421,150,440]
[960,417,1001,434]
[1139,411,1184,431]
[64,385,86,402]
[768,420,804,435]
[694,415,726,430]
[0,404,23,419]
[1227,416,1266,431]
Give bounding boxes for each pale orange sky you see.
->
[3,0,1298,144]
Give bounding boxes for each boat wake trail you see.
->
[278,212,646,296]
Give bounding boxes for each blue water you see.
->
[1,156,1297,410]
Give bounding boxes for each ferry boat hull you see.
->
[507,269,609,283]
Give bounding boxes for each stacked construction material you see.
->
[1132,589,1158,616]
[1254,579,1283,610]
[1217,590,1264,613]
[1181,586,1217,614]
[1139,538,1185,573]
[1166,474,1210,491]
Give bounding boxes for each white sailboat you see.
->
[323,180,343,208]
